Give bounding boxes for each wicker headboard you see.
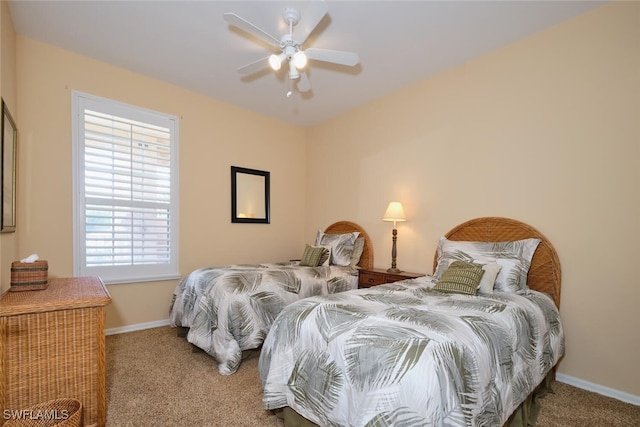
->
[433,217,562,307]
[324,221,374,270]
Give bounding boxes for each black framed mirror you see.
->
[1,99,17,233]
[231,166,270,224]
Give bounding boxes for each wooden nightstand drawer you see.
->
[358,268,424,288]
[359,271,386,287]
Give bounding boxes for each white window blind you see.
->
[73,91,179,284]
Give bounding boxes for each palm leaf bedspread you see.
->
[259,277,564,426]
[170,262,358,375]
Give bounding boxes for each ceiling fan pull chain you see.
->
[286,76,293,99]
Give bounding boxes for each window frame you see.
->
[72,91,180,284]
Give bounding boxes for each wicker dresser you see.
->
[0,276,111,427]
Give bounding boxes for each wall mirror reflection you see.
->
[231,166,270,224]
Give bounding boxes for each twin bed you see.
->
[170,216,564,426]
[169,221,373,375]
[258,217,564,426]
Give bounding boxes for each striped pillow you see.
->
[300,245,329,267]
[433,261,485,295]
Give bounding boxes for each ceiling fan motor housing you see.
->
[282,8,301,27]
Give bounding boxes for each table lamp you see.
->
[383,202,407,273]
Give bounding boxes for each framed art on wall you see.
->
[1,99,17,233]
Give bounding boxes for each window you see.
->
[72,91,179,284]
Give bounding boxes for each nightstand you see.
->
[358,268,424,288]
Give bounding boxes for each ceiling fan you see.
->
[223,0,359,94]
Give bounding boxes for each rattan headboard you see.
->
[433,217,562,307]
[324,221,374,270]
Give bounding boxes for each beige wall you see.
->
[13,37,307,329]
[0,0,18,295]
[3,0,638,401]
[306,2,639,397]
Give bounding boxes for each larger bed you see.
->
[169,221,373,375]
[259,217,564,426]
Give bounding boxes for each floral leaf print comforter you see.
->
[259,277,564,426]
[170,262,358,375]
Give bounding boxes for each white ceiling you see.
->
[7,0,605,127]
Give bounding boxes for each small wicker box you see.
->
[10,260,48,291]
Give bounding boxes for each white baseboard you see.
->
[556,373,640,406]
[105,319,170,336]
[105,321,640,407]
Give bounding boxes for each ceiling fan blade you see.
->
[237,56,270,75]
[297,72,312,93]
[224,13,280,48]
[294,0,329,45]
[305,48,359,67]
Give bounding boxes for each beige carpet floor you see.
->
[105,326,640,427]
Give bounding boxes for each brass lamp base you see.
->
[387,267,402,273]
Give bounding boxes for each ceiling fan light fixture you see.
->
[269,53,285,71]
[226,1,358,95]
[293,50,307,69]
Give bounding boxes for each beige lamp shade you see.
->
[383,202,407,227]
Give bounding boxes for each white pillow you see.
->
[350,237,366,267]
[478,262,502,294]
[315,231,359,266]
[320,246,332,266]
[434,237,540,294]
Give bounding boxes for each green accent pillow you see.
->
[300,244,329,267]
[433,261,485,295]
